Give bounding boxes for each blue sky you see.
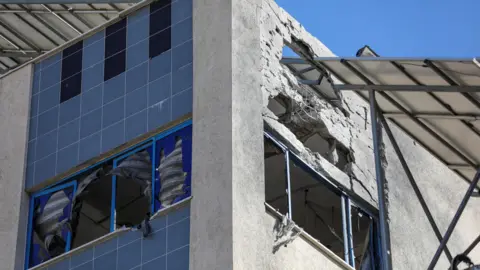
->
[275,0,479,58]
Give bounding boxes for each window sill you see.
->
[264,203,355,270]
[29,196,192,270]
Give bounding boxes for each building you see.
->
[0,0,479,269]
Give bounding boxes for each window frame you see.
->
[25,119,192,270]
[264,131,381,268]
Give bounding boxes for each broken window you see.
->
[26,123,193,269]
[264,132,379,269]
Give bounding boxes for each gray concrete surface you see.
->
[0,64,33,270]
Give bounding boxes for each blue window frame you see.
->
[25,120,192,269]
[264,131,381,269]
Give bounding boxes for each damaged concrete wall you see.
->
[260,0,480,269]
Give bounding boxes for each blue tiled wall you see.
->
[26,0,193,189]
[46,204,190,270]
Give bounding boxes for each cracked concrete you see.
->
[259,0,480,269]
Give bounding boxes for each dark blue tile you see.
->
[36,129,57,160]
[168,205,190,225]
[151,215,166,232]
[149,28,171,59]
[172,40,192,71]
[148,74,170,106]
[30,93,39,118]
[101,120,125,152]
[167,218,189,251]
[94,238,118,258]
[148,98,171,131]
[48,257,70,270]
[32,72,40,95]
[61,72,82,103]
[103,73,125,105]
[149,2,171,36]
[40,61,61,91]
[27,140,36,165]
[72,261,92,270]
[125,109,147,141]
[81,84,102,115]
[142,255,166,270]
[58,118,80,149]
[80,108,102,139]
[104,51,126,82]
[38,83,60,114]
[59,95,81,126]
[142,228,166,263]
[172,16,192,48]
[118,229,141,247]
[26,165,34,188]
[126,62,148,93]
[37,106,59,136]
[62,40,83,81]
[105,19,126,58]
[172,0,192,25]
[127,7,149,47]
[57,143,79,174]
[82,63,104,92]
[28,116,38,141]
[171,88,192,120]
[83,32,105,68]
[117,239,141,270]
[34,153,56,184]
[79,132,101,163]
[127,39,149,69]
[41,53,61,70]
[126,85,147,117]
[166,245,189,270]
[172,64,192,95]
[102,96,124,128]
[71,248,93,268]
[93,250,116,270]
[149,50,171,82]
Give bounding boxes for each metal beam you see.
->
[0,9,119,14]
[87,4,109,21]
[383,112,480,121]
[0,50,43,58]
[369,89,392,270]
[0,0,133,3]
[19,4,69,42]
[464,234,480,256]
[379,112,453,262]
[427,170,480,270]
[0,18,40,52]
[298,80,480,92]
[59,4,94,29]
[42,4,82,35]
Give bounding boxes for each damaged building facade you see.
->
[0,0,479,269]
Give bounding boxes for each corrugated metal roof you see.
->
[281,51,480,186]
[0,3,133,72]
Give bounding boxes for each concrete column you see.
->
[190,0,265,269]
[0,65,34,270]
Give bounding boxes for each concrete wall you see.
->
[260,0,480,269]
[0,64,33,270]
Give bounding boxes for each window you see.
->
[25,121,192,269]
[264,132,380,269]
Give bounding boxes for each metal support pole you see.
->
[369,90,391,270]
[427,170,480,270]
[285,151,292,219]
[464,234,480,256]
[346,198,355,266]
[341,195,349,264]
[379,112,453,262]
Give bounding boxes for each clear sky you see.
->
[275,0,480,58]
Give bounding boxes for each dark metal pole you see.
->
[464,234,480,256]
[341,195,349,263]
[369,90,391,270]
[285,151,292,219]
[379,112,454,262]
[427,170,480,270]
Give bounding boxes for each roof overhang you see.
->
[281,51,480,187]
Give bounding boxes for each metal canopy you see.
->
[281,55,480,186]
[0,3,132,73]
